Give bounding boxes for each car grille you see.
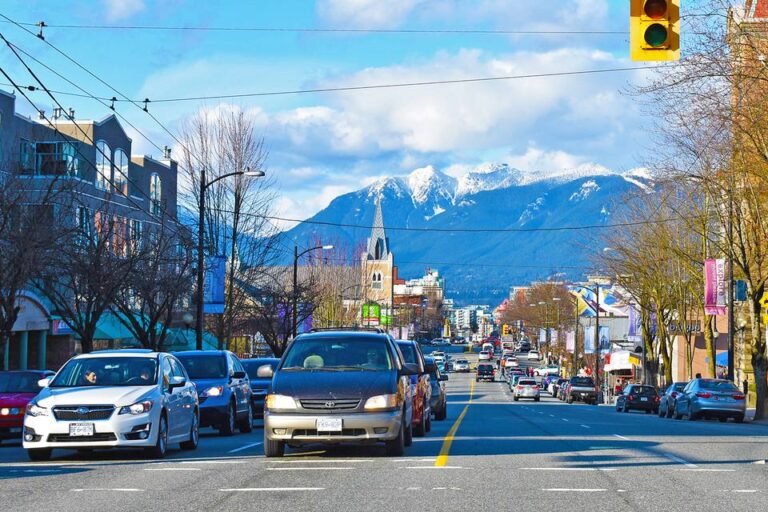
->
[292,428,366,437]
[52,406,115,421]
[47,432,117,442]
[299,399,360,410]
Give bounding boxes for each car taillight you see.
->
[671,391,678,398]
[532,385,539,390]
[733,394,745,400]
[696,392,712,399]
[654,396,660,402]
[517,386,523,390]
[628,394,635,401]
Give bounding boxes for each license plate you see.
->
[9,427,21,433]
[316,418,342,432]
[69,423,94,437]
[641,397,648,402]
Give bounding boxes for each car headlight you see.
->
[201,386,223,397]
[364,394,398,411]
[265,394,297,410]
[119,400,153,415]
[25,402,49,417]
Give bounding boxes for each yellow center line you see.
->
[435,378,475,467]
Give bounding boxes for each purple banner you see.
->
[704,258,727,315]
[565,331,575,353]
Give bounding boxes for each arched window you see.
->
[374,239,382,259]
[113,148,128,195]
[372,272,382,290]
[149,173,162,215]
[95,141,111,190]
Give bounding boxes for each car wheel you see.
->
[414,403,427,437]
[385,415,406,456]
[667,404,675,418]
[220,402,236,436]
[264,431,285,458]
[145,414,168,459]
[404,414,413,447]
[513,396,519,401]
[734,414,745,423]
[687,411,698,421]
[437,402,447,421]
[534,397,540,402]
[622,403,629,413]
[645,409,652,414]
[658,405,665,417]
[27,448,52,462]
[239,403,253,434]
[567,396,574,404]
[181,411,199,450]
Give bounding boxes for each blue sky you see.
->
[0,0,660,226]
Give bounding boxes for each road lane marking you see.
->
[733,490,758,493]
[664,454,697,468]
[144,467,200,471]
[580,424,591,429]
[435,378,475,467]
[220,488,325,492]
[266,459,373,464]
[681,469,736,472]
[228,441,263,453]
[543,489,607,492]
[613,434,629,440]
[71,489,143,492]
[265,467,353,471]
[403,466,465,469]
[549,414,555,417]
[180,460,248,464]
[521,467,616,472]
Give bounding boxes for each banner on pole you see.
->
[203,255,226,314]
[599,325,610,354]
[704,258,727,315]
[565,330,575,353]
[539,328,547,344]
[584,326,595,354]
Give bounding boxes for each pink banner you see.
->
[565,330,575,353]
[704,258,727,315]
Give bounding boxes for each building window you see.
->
[19,139,34,174]
[19,140,82,177]
[149,173,162,215]
[76,206,92,246]
[113,148,128,195]
[372,272,382,290]
[129,219,142,255]
[95,140,111,190]
[113,216,128,257]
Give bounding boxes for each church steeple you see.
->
[366,195,389,261]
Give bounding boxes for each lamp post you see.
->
[196,168,265,350]
[293,244,334,338]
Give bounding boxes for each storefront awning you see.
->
[605,350,642,372]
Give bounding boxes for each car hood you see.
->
[0,392,37,407]
[273,370,394,399]
[35,386,154,408]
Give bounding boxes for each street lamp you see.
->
[293,244,334,337]
[196,167,265,350]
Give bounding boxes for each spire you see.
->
[366,194,389,260]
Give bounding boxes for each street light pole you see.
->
[195,168,265,351]
[292,244,334,338]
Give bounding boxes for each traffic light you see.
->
[502,324,509,336]
[630,0,680,61]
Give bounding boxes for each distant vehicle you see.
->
[478,351,491,361]
[476,363,496,382]
[527,351,541,361]
[482,342,494,355]
[513,378,540,402]
[566,376,597,404]
[501,342,515,352]
[615,384,659,414]
[241,358,280,419]
[674,379,746,422]
[24,351,199,461]
[397,340,432,437]
[658,382,688,418]
[519,342,531,353]
[0,370,55,444]
[549,378,569,396]
[533,365,559,377]
[425,357,447,421]
[505,357,519,368]
[431,351,446,360]
[508,373,526,390]
[453,359,470,372]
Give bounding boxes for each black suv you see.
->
[261,330,418,457]
[476,363,495,382]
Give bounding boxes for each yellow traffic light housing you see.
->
[502,324,509,336]
[630,0,680,61]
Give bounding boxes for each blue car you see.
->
[174,351,252,435]
[242,358,280,419]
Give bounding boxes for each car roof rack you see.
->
[309,326,387,334]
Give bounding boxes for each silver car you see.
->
[453,359,470,372]
[674,379,746,422]
[513,378,540,402]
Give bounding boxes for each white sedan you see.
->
[527,351,541,361]
[23,350,199,461]
[533,365,560,376]
[478,351,492,361]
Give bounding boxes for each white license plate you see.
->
[69,423,94,437]
[640,397,648,402]
[316,418,342,432]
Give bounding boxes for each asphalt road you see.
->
[1,354,767,511]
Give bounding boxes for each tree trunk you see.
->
[704,314,716,378]
[0,331,9,371]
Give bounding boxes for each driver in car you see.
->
[82,367,99,385]
[362,350,384,369]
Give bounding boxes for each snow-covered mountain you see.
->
[281,163,654,304]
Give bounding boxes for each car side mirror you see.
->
[256,365,274,378]
[169,376,186,390]
[232,371,246,380]
[38,377,51,388]
[440,374,449,381]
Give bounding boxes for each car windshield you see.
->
[176,355,228,379]
[570,377,594,387]
[519,379,536,385]
[700,380,740,392]
[397,344,418,365]
[0,372,43,393]
[673,382,687,391]
[632,385,657,395]
[478,364,493,371]
[282,338,393,371]
[242,360,278,380]
[50,357,158,388]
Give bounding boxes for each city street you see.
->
[1,356,767,511]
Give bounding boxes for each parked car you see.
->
[261,330,417,457]
[519,342,531,353]
[425,357,447,421]
[453,359,470,372]
[527,351,541,361]
[513,378,541,402]
[558,381,571,400]
[505,356,519,368]
[397,340,432,436]
[566,376,596,404]
[615,384,660,414]
[478,351,491,361]
[508,373,526,390]
[241,358,280,419]
[674,378,746,422]
[0,370,55,444]
[476,363,496,382]
[174,350,252,436]
[23,350,199,461]
[658,382,688,418]
[533,365,559,377]
[550,378,569,397]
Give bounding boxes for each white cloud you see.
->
[317,0,427,28]
[103,0,145,21]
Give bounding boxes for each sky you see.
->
[0,0,664,228]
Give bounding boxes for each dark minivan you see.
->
[261,330,418,457]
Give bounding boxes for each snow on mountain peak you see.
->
[456,163,523,198]
[406,165,457,206]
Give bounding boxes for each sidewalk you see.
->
[746,409,768,425]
